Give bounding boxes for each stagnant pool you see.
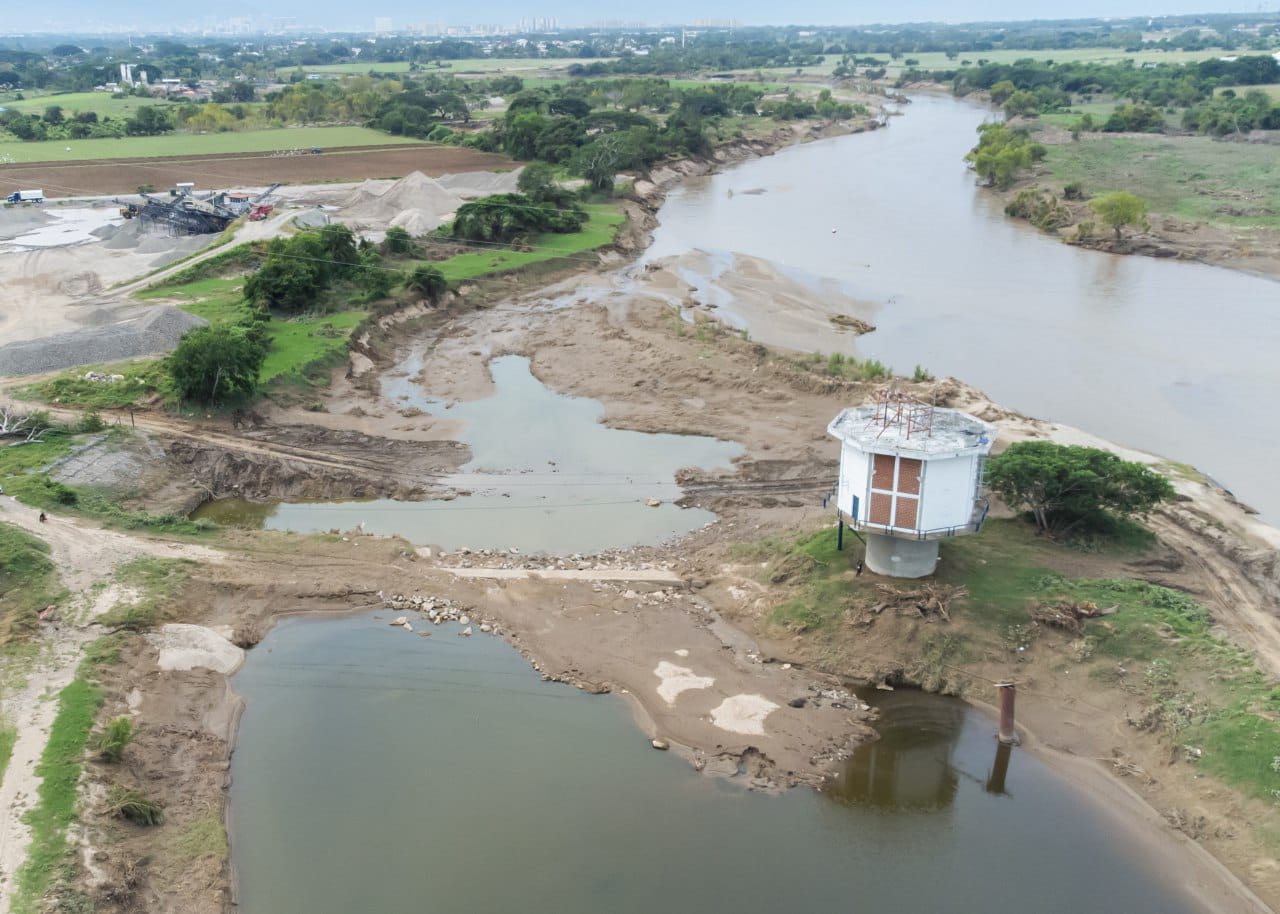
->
[230,611,1211,914]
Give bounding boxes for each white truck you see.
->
[5,189,44,204]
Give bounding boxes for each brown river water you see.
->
[646,93,1280,520]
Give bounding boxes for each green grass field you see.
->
[136,276,365,385]
[1215,82,1280,100]
[0,90,169,120]
[424,203,625,282]
[1043,133,1280,231]
[303,56,614,77]
[756,45,1234,79]
[1038,98,1182,130]
[0,126,421,164]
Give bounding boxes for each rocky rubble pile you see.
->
[378,591,498,638]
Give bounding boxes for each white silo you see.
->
[827,391,996,578]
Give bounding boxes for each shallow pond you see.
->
[231,611,1209,914]
[195,356,741,553]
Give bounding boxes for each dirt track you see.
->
[0,144,514,198]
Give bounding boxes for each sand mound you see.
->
[342,171,463,226]
[437,168,522,199]
[390,207,451,236]
[293,209,330,229]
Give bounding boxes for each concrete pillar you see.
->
[864,534,939,578]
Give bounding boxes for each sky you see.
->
[4,0,1273,34]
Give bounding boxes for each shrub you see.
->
[93,716,133,762]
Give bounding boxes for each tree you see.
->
[125,106,173,137]
[168,325,266,405]
[1088,191,1149,240]
[985,441,1173,534]
[516,161,574,207]
[244,255,323,313]
[405,264,447,301]
[382,225,414,256]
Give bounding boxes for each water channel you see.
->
[231,612,1209,914]
[648,93,1280,520]
[194,355,741,553]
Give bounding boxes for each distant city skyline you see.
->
[1,0,1275,35]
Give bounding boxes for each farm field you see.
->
[0,126,419,165]
[0,143,513,197]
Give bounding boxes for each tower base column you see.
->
[865,534,939,579]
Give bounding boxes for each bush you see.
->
[105,786,164,826]
[986,441,1174,534]
[93,716,133,762]
[167,325,266,406]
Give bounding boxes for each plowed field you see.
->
[1,144,513,198]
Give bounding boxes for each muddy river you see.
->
[231,611,1209,914]
[648,93,1280,520]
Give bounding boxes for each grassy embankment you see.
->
[0,424,210,535]
[0,125,420,164]
[0,522,66,787]
[1041,133,1280,237]
[19,202,626,412]
[738,518,1280,836]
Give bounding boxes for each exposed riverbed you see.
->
[647,93,1280,520]
[195,356,741,553]
[231,611,1212,914]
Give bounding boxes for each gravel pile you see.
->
[437,168,523,199]
[0,306,207,376]
[343,171,463,227]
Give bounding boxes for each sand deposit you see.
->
[710,695,780,735]
[653,661,715,704]
[147,624,244,674]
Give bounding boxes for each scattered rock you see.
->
[459,626,472,637]
[651,738,670,750]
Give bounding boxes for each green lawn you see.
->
[427,203,625,282]
[0,91,168,120]
[0,126,422,164]
[1043,133,1280,230]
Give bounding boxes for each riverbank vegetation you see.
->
[0,522,63,644]
[734,513,1280,830]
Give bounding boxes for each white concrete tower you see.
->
[828,391,996,578]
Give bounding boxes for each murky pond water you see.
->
[231,612,1209,914]
[195,356,741,553]
[649,94,1280,520]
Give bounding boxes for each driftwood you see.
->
[1028,599,1118,633]
[870,582,967,622]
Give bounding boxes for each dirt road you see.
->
[0,498,221,914]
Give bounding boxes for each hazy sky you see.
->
[5,1,1272,34]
